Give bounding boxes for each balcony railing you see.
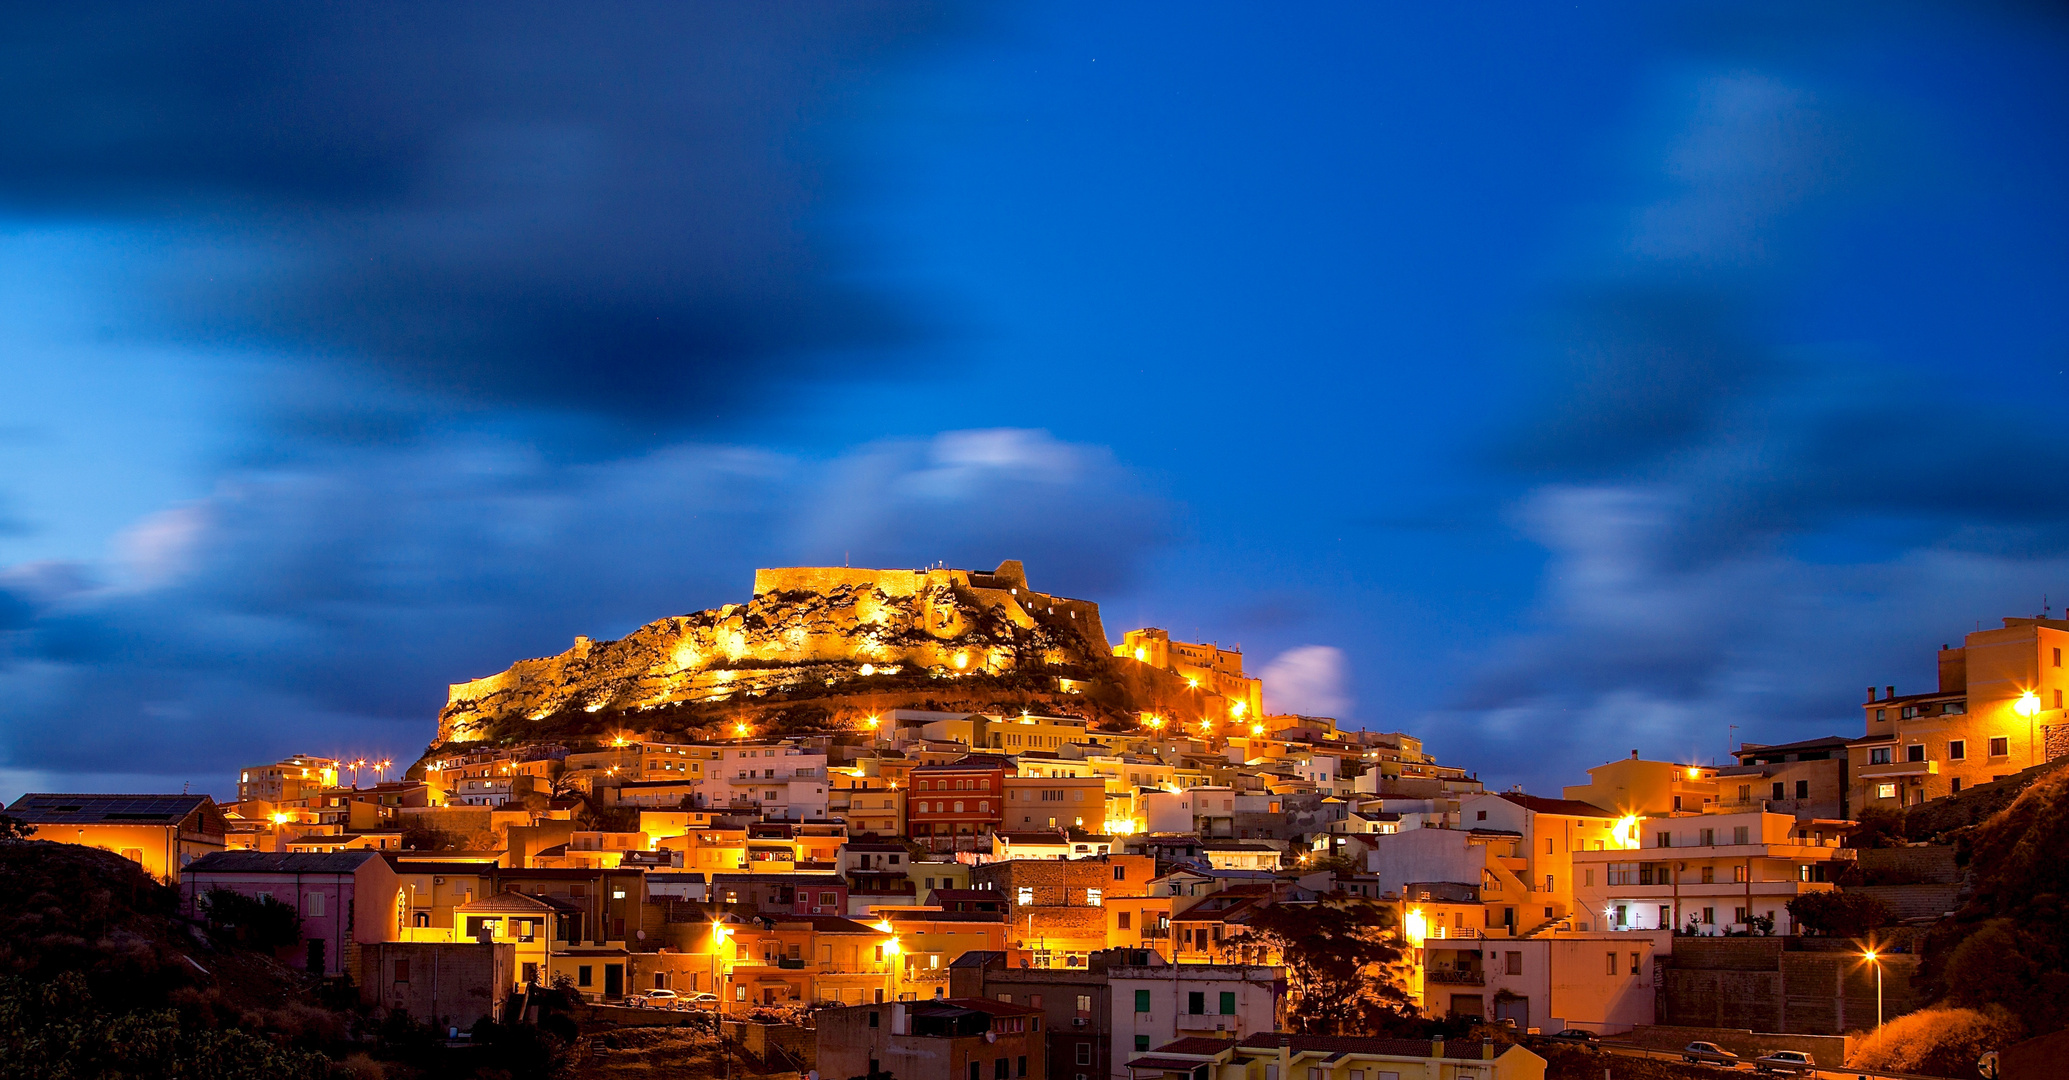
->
[1424,969,1486,985]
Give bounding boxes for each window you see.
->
[578,966,593,987]
[1908,744,1927,763]
[1188,991,1205,1015]
[1869,747,1892,765]
[1733,826,1749,845]
[1546,838,1554,854]
[1607,952,1617,975]
[1476,810,1487,821]
[1544,874,1554,892]
[1135,989,1151,1014]
[1795,780,1810,799]
[306,892,324,917]
[1950,777,1963,794]
[1700,866,1715,884]
[1877,783,1897,799]
[1738,785,1751,802]
[1584,869,1594,887]
[998,1058,1011,1079]
[1136,1036,1151,1052]
[1949,740,1966,760]
[1656,831,1672,848]
[1017,887,1033,906]
[1076,1045,1092,1066]
[2058,690,2064,709]
[1114,866,1127,881]
[2057,647,2063,667]
[1733,865,1748,883]
[1219,992,1236,1015]
[1990,737,2010,757]
[394,959,410,983]
[1702,907,1715,925]
[1699,828,1715,846]
[1772,782,1785,800]
[1118,912,1132,930]
[869,1011,879,1028]
[1086,888,1102,906]
[1505,951,1523,975]
[1630,952,1641,975]
[969,1063,980,1080]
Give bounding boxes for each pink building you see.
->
[181,850,404,976]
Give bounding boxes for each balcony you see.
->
[1859,760,1937,779]
[1424,969,1486,985]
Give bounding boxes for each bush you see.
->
[0,971,331,1080]
[1787,890,1893,937]
[1846,1005,2024,1079]
[200,887,303,949]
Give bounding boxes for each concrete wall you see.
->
[358,941,514,1032]
[1660,938,1925,1035]
[1609,1025,1855,1067]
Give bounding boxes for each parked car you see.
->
[1683,1042,1741,1067]
[1754,1050,1815,1075]
[1549,1029,1598,1042]
[684,992,721,1010]
[630,990,680,1009]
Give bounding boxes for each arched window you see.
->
[954,801,965,813]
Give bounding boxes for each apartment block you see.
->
[1572,812,1854,935]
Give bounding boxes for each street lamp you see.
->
[1863,948,1883,1047]
[711,921,732,1015]
[882,933,903,1002]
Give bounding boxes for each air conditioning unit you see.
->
[1072,1018,1088,1027]
[434,877,445,885]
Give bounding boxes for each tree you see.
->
[200,888,302,949]
[1786,891,1892,937]
[1227,900,1415,1035]
[0,815,34,841]
[1846,1006,2024,1079]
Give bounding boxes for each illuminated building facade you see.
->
[1852,616,2069,809]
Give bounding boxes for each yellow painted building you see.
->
[5,793,229,883]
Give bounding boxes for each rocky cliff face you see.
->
[435,560,1115,743]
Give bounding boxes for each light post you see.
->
[2016,690,2041,764]
[1863,948,1883,1047]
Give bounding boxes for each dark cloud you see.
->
[0,2,948,422]
[1437,16,2069,787]
[0,429,1167,786]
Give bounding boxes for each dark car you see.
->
[1550,1029,1598,1042]
[1684,1041,1741,1067]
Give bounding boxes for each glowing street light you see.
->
[1863,948,1884,1048]
[2015,691,2041,718]
[734,722,751,739]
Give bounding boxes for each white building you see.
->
[695,744,830,821]
[1572,811,1854,935]
[1108,962,1284,1080]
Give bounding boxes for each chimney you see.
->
[1631,750,1639,759]
[1866,687,1877,702]
[1887,685,1896,699]
[1431,1038,1445,1060]
[1482,1040,1496,1060]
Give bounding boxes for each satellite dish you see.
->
[986,1032,998,1043]
[636,930,647,940]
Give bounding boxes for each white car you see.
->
[631,989,681,1009]
[1755,1050,1815,1076]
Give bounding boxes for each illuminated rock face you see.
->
[436,560,1111,743]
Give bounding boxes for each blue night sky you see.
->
[2,3,2066,798]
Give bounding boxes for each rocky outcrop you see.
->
[435,561,1114,743]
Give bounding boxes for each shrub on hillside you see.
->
[0,971,330,1080]
[1920,764,2069,1033]
[1786,890,1893,937]
[1846,1005,2024,1079]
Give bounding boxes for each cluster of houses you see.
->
[9,615,2069,1080]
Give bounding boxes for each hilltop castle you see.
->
[435,561,1113,743]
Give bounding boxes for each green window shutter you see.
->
[1219,991,1236,1015]
[1135,989,1151,1013]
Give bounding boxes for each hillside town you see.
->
[9,565,2069,1080]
